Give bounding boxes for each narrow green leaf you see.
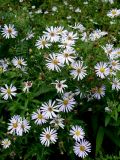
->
[96,126,104,155]
[105,129,120,147]
[105,115,111,127]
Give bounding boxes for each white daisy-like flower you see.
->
[51,80,68,93]
[92,85,106,100]
[111,78,120,91]
[74,88,87,99]
[50,115,64,129]
[70,61,87,80]
[55,26,67,35]
[8,115,31,136]
[81,32,88,42]
[75,8,81,13]
[46,53,63,72]
[25,30,34,40]
[52,6,58,12]
[57,92,76,112]
[23,81,32,93]
[1,24,18,39]
[18,118,31,136]
[101,43,114,58]
[94,62,109,79]
[59,37,75,49]
[73,139,91,158]
[64,32,78,42]
[1,138,11,149]
[8,115,21,135]
[111,48,120,59]
[41,100,59,119]
[57,48,76,65]
[70,125,85,142]
[31,108,47,125]
[0,84,17,100]
[12,57,27,69]
[0,58,9,68]
[107,9,120,18]
[70,23,85,32]
[109,60,120,71]
[89,29,108,41]
[35,36,51,49]
[43,26,60,42]
[40,127,58,147]
[0,64,7,73]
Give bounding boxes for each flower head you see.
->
[92,85,106,99]
[40,127,58,146]
[57,92,76,112]
[8,115,30,136]
[70,125,85,141]
[50,115,64,129]
[70,61,87,80]
[35,36,51,49]
[107,9,120,18]
[51,80,68,93]
[1,24,18,39]
[73,139,91,158]
[0,84,17,100]
[41,100,59,119]
[46,53,63,72]
[31,108,47,125]
[23,81,32,93]
[43,26,60,42]
[95,62,109,79]
[1,138,11,149]
[12,57,27,69]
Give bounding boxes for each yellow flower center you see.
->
[100,67,105,73]
[7,88,11,95]
[98,88,102,94]
[63,99,69,105]
[41,40,46,46]
[75,130,80,136]
[13,122,18,128]
[37,114,43,119]
[52,59,59,65]
[4,141,9,145]
[80,145,85,152]
[18,60,22,65]
[112,10,117,15]
[46,134,51,139]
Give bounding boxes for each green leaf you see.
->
[105,128,120,147]
[96,126,104,155]
[105,115,111,127]
[33,85,55,98]
[91,114,98,136]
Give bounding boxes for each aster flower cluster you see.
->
[70,125,91,158]
[0,0,120,159]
